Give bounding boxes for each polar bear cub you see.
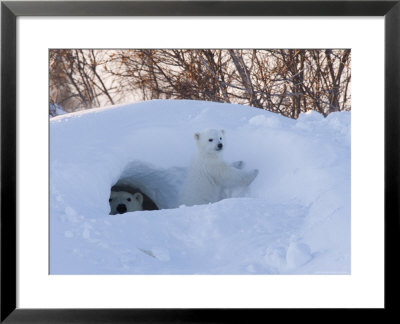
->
[109,190,143,215]
[179,128,258,206]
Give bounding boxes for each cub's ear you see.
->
[220,129,225,135]
[194,132,200,140]
[133,192,143,205]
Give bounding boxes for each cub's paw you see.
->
[251,169,259,180]
[232,161,245,169]
[245,169,259,185]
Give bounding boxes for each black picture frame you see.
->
[1,0,399,322]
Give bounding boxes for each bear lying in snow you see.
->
[109,185,158,215]
[179,129,258,206]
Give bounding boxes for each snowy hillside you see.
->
[50,100,350,274]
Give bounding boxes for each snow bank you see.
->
[50,100,350,274]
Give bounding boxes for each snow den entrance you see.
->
[111,161,187,211]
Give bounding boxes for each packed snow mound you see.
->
[50,99,350,274]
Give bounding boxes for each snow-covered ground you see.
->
[50,100,350,274]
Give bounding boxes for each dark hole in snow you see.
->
[110,160,187,213]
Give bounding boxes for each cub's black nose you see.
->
[117,204,127,214]
[218,143,223,149]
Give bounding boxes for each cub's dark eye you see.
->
[209,139,213,142]
[127,198,131,202]
[109,198,112,202]
[220,137,222,140]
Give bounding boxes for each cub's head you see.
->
[109,190,143,215]
[194,129,225,155]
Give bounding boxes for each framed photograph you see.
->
[1,0,399,322]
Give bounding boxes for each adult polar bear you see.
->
[180,129,258,206]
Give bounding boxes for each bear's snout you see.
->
[116,204,127,214]
[217,143,223,150]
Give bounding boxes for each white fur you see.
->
[180,129,258,206]
[109,191,143,215]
